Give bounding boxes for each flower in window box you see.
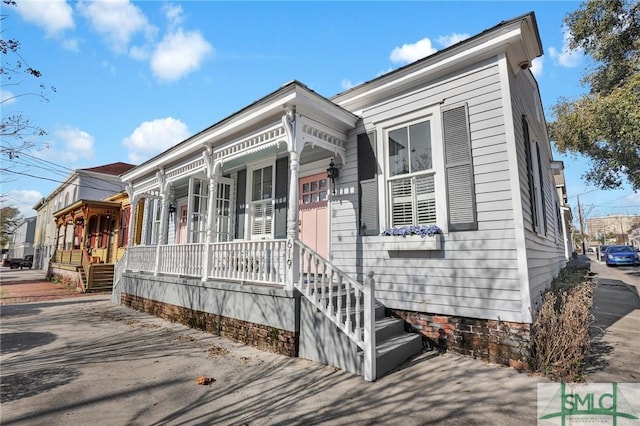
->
[380,225,442,238]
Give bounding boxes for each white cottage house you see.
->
[114,12,570,380]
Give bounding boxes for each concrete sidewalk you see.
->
[1,295,545,425]
[2,259,638,425]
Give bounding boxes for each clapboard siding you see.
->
[331,58,527,322]
[509,72,566,308]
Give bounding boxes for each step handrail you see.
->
[292,239,376,381]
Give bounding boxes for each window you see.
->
[250,165,273,238]
[386,119,436,227]
[190,178,209,243]
[523,115,546,235]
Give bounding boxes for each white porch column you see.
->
[202,148,220,282]
[283,109,300,290]
[140,197,150,245]
[154,170,169,277]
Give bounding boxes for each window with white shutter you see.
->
[250,165,274,239]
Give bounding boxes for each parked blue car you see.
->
[604,245,639,266]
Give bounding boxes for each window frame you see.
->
[247,159,276,240]
[376,105,447,232]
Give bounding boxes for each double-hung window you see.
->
[387,119,436,227]
[190,178,209,243]
[250,165,273,238]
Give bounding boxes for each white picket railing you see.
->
[111,250,128,304]
[208,240,287,284]
[127,246,157,273]
[291,239,376,381]
[158,243,205,277]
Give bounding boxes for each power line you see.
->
[0,169,125,193]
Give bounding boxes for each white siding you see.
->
[331,59,526,322]
[509,71,566,310]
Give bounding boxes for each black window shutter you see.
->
[535,144,547,235]
[234,169,246,239]
[522,116,538,230]
[443,105,477,231]
[274,157,289,239]
[357,131,379,236]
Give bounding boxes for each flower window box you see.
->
[379,225,443,251]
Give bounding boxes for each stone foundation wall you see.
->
[122,293,297,357]
[391,309,530,370]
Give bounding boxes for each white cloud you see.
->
[341,79,356,90]
[436,33,470,48]
[78,0,156,54]
[14,0,74,37]
[36,126,95,165]
[390,37,437,65]
[122,117,190,164]
[163,3,185,30]
[531,57,544,78]
[150,29,213,82]
[61,38,79,51]
[1,90,16,105]
[548,28,583,68]
[1,190,43,218]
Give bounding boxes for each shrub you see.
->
[530,263,594,382]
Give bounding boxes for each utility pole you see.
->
[577,195,587,255]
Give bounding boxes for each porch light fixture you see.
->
[327,159,339,195]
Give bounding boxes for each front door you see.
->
[177,205,188,244]
[298,172,329,258]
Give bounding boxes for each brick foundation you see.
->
[121,293,297,356]
[391,309,531,370]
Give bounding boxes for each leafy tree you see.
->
[1,0,54,182]
[549,0,640,191]
[0,206,22,247]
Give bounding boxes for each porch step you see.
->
[369,328,423,378]
[302,282,424,379]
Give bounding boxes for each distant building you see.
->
[551,161,573,259]
[587,214,640,245]
[33,162,136,270]
[9,216,36,258]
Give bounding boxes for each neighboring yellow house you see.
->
[49,191,143,292]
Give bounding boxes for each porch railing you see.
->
[127,246,157,272]
[208,240,287,285]
[112,250,128,304]
[53,249,83,265]
[291,239,376,381]
[158,243,205,277]
[125,240,287,285]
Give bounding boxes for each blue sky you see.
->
[2,0,638,224]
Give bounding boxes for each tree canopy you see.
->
[0,206,22,247]
[549,0,640,191]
